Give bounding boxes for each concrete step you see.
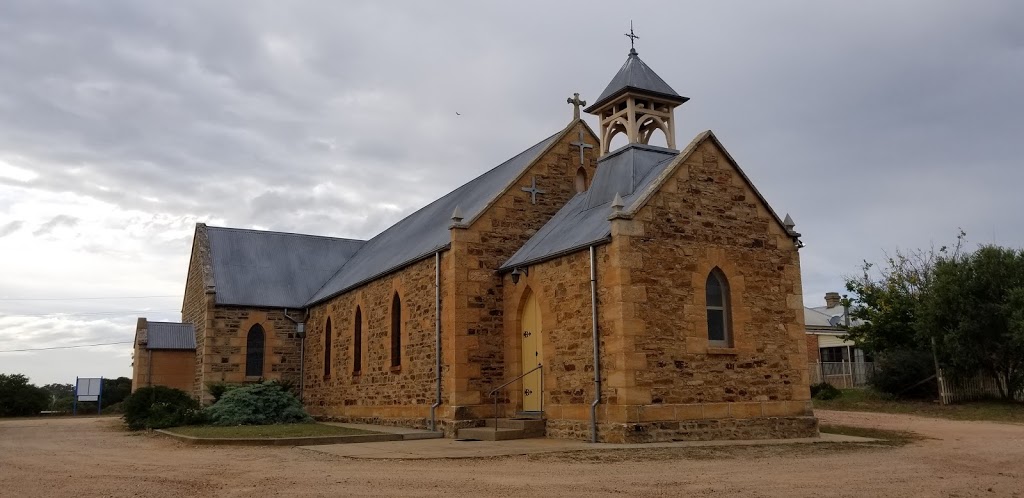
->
[457,427,525,441]
[484,418,546,437]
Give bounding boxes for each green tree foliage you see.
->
[100,377,132,408]
[205,381,311,426]
[0,374,50,417]
[869,349,938,399]
[41,383,74,412]
[918,246,1024,399]
[122,386,204,430]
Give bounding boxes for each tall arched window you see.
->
[706,268,732,347]
[324,318,332,378]
[353,306,362,374]
[391,293,402,368]
[245,324,265,377]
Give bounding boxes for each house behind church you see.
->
[133,47,816,443]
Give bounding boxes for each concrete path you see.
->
[320,422,443,440]
[300,432,872,459]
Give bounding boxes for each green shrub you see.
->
[811,382,842,400]
[870,349,937,399]
[205,382,311,426]
[122,386,205,430]
[205,382,242,403]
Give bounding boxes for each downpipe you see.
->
[589,245,601,443]
[284,309,309,402]
[430,251,442,431]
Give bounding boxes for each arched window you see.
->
[353,307,362,374]
[706,269,732,347]
[245,324,265,377]
[324,318,332,378]
[574,167,588,193]
[391,293,402,368]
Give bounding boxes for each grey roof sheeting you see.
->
[146,321,196,350]
[585,49,688,112]
[502,144,679,270]
[306,127,567,305]
[207,227,365,308]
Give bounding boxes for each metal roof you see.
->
[502,144,679,270]
[207,227,364,308]
[146,321,196,350]
[585,49,687,112]
[306,128,566,305]
[805,306,864,330]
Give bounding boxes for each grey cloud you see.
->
[33,215,80,236]
[0,0,1020,374]
[0,221,24,238]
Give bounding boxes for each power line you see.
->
[0,295,178,301]
[0,310,179,318]
[0,341,133,353]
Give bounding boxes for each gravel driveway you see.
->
[1,410,1021,497]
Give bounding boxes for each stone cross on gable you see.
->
[570,129,593,165]
[566,92,586,120]
[521,176,546,205]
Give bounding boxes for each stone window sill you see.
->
[706,347,739,355]
[352,370,361,377]
[390,365,402,374]
[244,376,262,382]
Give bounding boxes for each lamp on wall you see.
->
[510,267,528,285]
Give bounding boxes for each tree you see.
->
[918,245,1024,399]
[0,374,50,417]
[40,383,74,412]
[844,235,963,354]
[101,377,132,408]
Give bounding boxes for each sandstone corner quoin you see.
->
[133,45,816,443]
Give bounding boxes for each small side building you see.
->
[131,318,197,393]
[805,292,871,387]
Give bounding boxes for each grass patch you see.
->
[814,389,1024,423]
[819,423,921,447]
[163,423,378,439]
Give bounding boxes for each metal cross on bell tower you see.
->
[625,21,639,50]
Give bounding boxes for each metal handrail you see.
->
[490,364,543,434]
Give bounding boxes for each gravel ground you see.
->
[1,410,1022,497]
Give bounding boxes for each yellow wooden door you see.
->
[520,292,542,412]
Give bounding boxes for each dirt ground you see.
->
[1,410,1022,497]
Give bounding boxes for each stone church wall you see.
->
[443,121,598,418]
[199,306,302,400]
[302,256,441,426]
[181,224,211,399]
[603,138,814,441]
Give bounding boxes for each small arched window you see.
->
[706,269,732,347]
[574,167,588,193]
[391,293,402,368]
[245,324,265,377]
[324,318,332,378]
[353,306,362,374]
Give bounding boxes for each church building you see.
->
[133,44,816,443]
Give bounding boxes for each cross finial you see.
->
[625,21,639,52]
[566,92,586,120]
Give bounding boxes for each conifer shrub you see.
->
[810,382,842,400]
[204,381,311,426]
[122,386,205,430]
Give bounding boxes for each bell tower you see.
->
[584,28,689,155]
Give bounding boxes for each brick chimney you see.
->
[824,292,841,309]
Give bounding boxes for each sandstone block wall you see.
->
[302,256,440,421]
[620,138,810,414]
[181,223,212,399]
[444,121,598,417]
[199,306,302,401]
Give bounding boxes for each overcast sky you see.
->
[1,1,1021,385]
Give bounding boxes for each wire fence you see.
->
[809,361,875,388]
